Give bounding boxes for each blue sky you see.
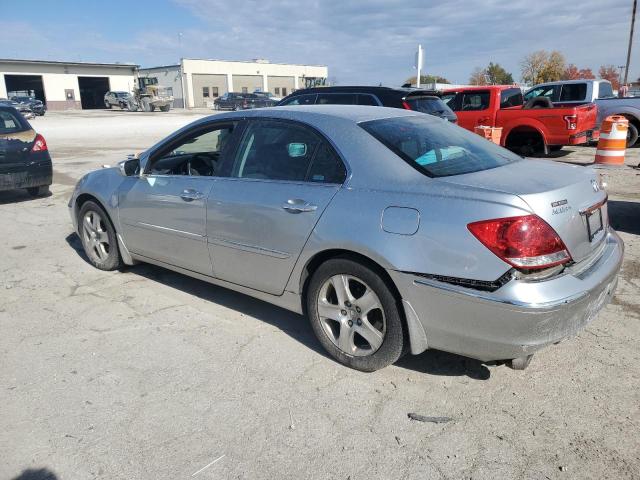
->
[1,0,638,85]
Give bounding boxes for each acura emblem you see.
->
[591,179,600,192]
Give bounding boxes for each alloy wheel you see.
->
[82,210,110,262]
[317,274,386,356]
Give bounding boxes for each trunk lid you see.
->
[440,159,608,264]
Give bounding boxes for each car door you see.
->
[456,90,493,130]
[207,118,347,295]
[118,120,240,275]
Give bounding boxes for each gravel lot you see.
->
[1,110,639,480]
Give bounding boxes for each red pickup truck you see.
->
[441,86,599,156]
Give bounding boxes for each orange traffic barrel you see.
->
[595,115,628,166]
[474,126,503,145]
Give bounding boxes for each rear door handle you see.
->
[180,189,205,202]
[282,199,318,213]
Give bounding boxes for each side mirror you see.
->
[118,158,140,177]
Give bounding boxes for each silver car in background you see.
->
[68,106,623,371]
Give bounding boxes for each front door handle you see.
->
[282,199,318,213]
[180,189,205,202]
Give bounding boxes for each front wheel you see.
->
[104,101,112,109]
[306,258,405,372]
[78,201,122,271]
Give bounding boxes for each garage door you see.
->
[4,74,47,104]
[78,76,110,109]
[232,75,263,95]
[192,74,227,107]
[267,76,295,97]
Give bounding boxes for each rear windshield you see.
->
[406,96,453,115]
[0,108,29,134]
[359,115,521,177]
[560,83,587,101]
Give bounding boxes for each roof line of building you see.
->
[0,58,139,68]
[141,58,327,68]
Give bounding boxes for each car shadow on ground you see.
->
[66,232,494,380]
[609,200,640,235]
[10,468,58,480]
[0,189,51,205]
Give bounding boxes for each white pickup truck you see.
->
[524,80,639,147]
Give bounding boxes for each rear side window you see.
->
[357,94,378,106]
[279,94,317,106]
[0,109,28,133]
[559,83,587,101]
[406,96,452,115]
[460,92,490,111]
[500,88,523,108]
[598,82,614,98]
[231,119,345,183]
[316,93,357,105]
[360,116,521,178]
[524,85,560,102]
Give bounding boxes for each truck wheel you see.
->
[627,122,639,147]
[127,102,138,112]
[159,105,170,112]
[142,99,152,112]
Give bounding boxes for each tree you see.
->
[520,50,566,84]
[486,62,514,84]
[562,64,596,80]
[469,67,488,85]
[405,74,451,86]
[599,65,620,90]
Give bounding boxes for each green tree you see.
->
[485,62,514,84]
[405,74,451,86]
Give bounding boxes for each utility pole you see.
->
[623,0,637,85]
[178,32,186,109]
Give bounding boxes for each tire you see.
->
[104,101,112,109]
[142,99,152,112]
[627,122,639,147]
[159,105,170,112]
[26,185,50,197]
[549,145,563,152]
[306,258,405,372]
[78,200,122,271]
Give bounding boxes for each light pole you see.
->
[623,0,637,85]
[178,32,186,109]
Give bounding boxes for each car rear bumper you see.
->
[389,228,624,362]
[0,162,52,192]
[567,129,599,145]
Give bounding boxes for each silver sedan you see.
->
[68,106,624,371]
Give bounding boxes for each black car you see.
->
[213,92,277,111]
[277,86,457,122]
[0,105,52,196]
[10,96,46,116]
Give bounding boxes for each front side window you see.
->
[559,83,586,101]
[598,82,614,98]
[230,120,345,183]
[148,123,236,176]
[500,88,523,108]
[360,115,521,178]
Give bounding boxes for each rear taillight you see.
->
[468,215,571,270]
[31,133,48,152]
[563,114,577,130]
[402,100,412,110]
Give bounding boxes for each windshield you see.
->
[359,115,521,177]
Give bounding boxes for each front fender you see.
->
[69,167,125,233]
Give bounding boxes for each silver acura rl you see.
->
[68,106,623,371]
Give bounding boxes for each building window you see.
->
[282,88,287,96]
[166,87,173,96]
[212,87,219,97]
[274,87,280,95]
[202,87,210,98]
[242,87,248,94]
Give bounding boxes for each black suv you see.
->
[277,86,457,122]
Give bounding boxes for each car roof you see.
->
[531,79,605,87]
[287,86,438,95]
[443,85,516,92]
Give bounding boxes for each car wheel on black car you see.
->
[306,258,405,372]
[78,200,122,271]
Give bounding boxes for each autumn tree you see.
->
[599,65,620,90]
[521,50,566,84]
[563,64,596,80]
[469,67,488,85]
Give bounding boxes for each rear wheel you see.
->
[506,130,547,157]
[27,185,50,197]
[78,200,122,271]
[627,122,639,147]
[306,258,405,372]
[159,105,170,112]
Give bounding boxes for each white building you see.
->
[140,58,328,108]
[0,59,137,110]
